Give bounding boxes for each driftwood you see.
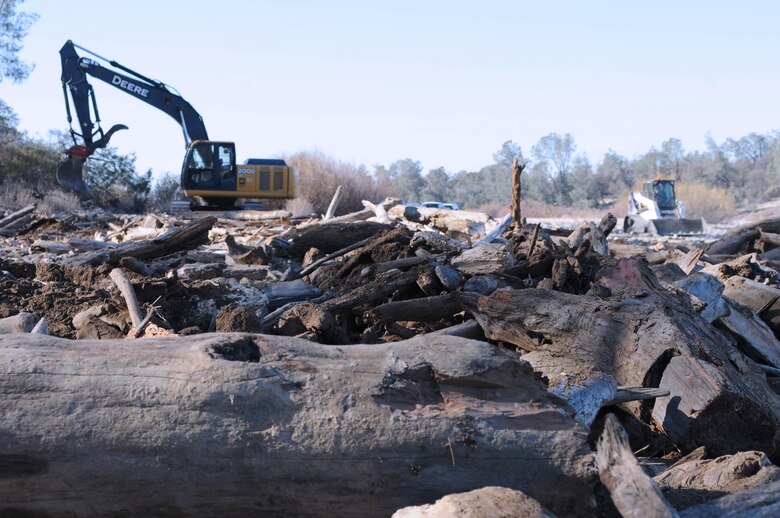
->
[364,293,462,325]
[0,312,36,334]
[450,243,516,276]
[324,185,343,220]
[717,298,780,369]
[655,450,780,510]
[393,486,556,518]
[679,479,780,517]
[0,204,36,228]
[707,228,761,255]
[461,260,780,459]
[109,268,145,331]
[596,414,678,518]
[0,333,596,517]
[722,276,780,332]
[62,216,217,268]
[288,221,394,257]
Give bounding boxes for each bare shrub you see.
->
[284,150,379,215]
[150,172,182,211]
[675,182,736,223]
[286,197,315,217]
[0,181,36,209]
[39,189,81,215]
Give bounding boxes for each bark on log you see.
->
[655,450,780,510]
[461,280,780,459]
[0,333,596,517]
[62,217,217,268]
[596,414,678,518]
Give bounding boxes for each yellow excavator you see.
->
[57,40,296,210]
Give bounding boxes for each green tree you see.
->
[596,150,633,195]
[568,156,600,208]
[388,158,424,202]
[420,167,451,202]
[659,138,685,180]
[532,133,576,205]
[84,148,151,211]
[0,0,38,83]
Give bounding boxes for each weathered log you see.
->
[324,185,343,220]
[0,312,36,334]
[451,243,516,277]
[599,212,618,237]
[717,298,780,369]
[288,221,394,257]
[461,268,780,459]
[655,450,780,510]
[327,273,420,315]
[389,206,493,237]
[673,273,728,323]
[668,248,704,275]
[596,414,678,518]
[679,479,780,517]
[365,293,462,325]
[393,486,556,518]
[0,204,36,228]
[0,333,596,517]
[62,216,217,268]
[263,279,320,309]
[706,228,761,255]
[109,268,145,332]
[475,213,512,245]
[722,276,780,332]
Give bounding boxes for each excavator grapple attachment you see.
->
[56,156,89,196]
[55,125,128,197]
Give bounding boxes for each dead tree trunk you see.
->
[461,282,780,459]
[0,333,596,518]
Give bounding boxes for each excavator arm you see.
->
[57,40,209,195]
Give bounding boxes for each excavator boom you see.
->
[57,40,207,196]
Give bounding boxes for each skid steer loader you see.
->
[623,180,704,235]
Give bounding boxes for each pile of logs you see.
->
[1,199,780,516]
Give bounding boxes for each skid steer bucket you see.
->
[648,218,704,236]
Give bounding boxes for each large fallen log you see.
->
[655,450,780,510]
[0,333,596,517]
[461,261,780,458]
[62,216,217,268]
[679,479,780,517]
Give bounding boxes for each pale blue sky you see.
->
[1,0,779,179]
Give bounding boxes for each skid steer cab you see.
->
[181,141,296,209]
[623,179,704,235]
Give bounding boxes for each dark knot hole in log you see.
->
[208,337,261,362]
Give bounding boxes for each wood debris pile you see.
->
[1,199,780,516]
